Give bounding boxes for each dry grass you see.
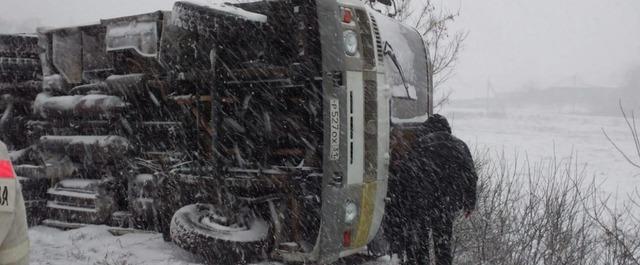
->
[452,150,640,265]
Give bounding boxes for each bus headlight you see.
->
[343,30,359,56]
[345,201,358,224]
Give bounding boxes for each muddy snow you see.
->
[28,106,639,264]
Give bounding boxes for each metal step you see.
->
[47,188,98,200]
[46,201,98,213]
[41,219,87,230]
[45,178,116,225]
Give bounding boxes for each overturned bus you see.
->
[1,0,432,263]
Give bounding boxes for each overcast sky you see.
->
[1,0,639,99]
[442,0,640,98]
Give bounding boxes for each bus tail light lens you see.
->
[342,8,353,23]
[343,230,352,247]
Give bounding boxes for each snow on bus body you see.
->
[38,136,130,150]
[181,0,268,23]
[105,18,160,58]
[36,20,102,34]
[102,12,170,61]
[34,92,127,118]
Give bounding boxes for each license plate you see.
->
[330,98,340,161]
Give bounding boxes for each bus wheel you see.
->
[170,203,270,264]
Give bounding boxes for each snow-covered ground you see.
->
[28,106,639,264]
[29,226,203,265]
[28,225,400,264]
[445,106,640,196]
[28,224,400,265]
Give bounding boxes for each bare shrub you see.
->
[603,102,640,170]
[452,150,640,265]
[393,0,466,91]
[368,0,466,109]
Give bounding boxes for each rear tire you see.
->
[171,203,270,264]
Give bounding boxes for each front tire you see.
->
[170,203,270,264]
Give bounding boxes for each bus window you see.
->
[372,10,430,123]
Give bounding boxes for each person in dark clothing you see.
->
[387,114,478,265]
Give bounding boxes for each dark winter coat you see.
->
[385,114,478,257]
[409,130,478,213]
